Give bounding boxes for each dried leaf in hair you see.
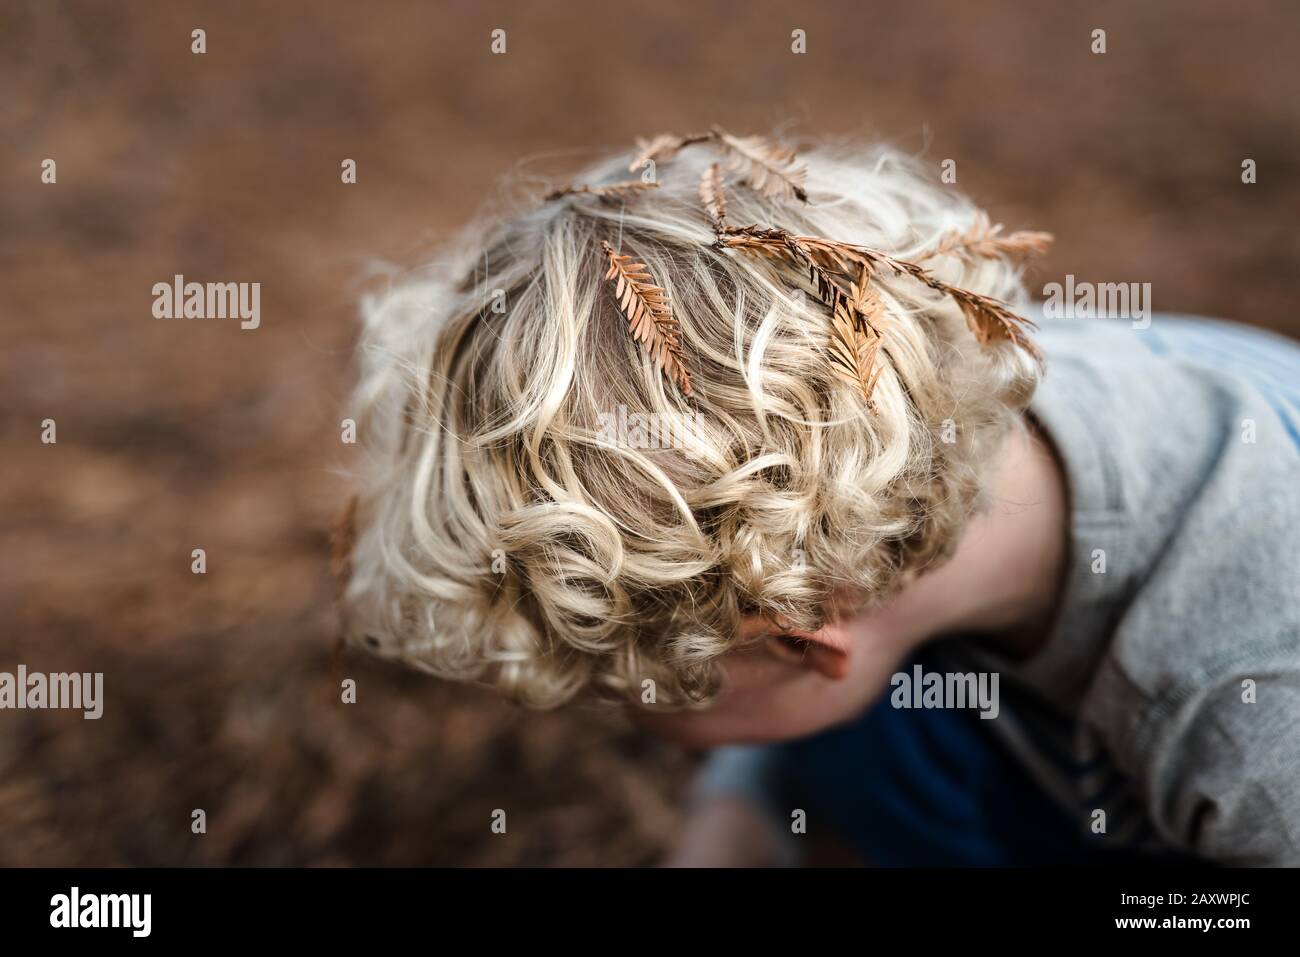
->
[545,180,660,201]
[699,163,728,230]
[948,288,1042,358]
[795,239,855,324]
[628,132,715,172]
[723,227,859,326]
[928,212,1054,264]
[725,232,886,405]
[827,303,884,409]
[841,243,1043,359]
[600,241,693,396]
[712,127,808,202]
[788,232,1039,358]
[721,224,1040,363]
[845,262,889,338]
[828,264,886,407]
[715,224,797,261]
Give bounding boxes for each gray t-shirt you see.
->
[965,312,1300,865]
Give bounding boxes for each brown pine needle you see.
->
[845,262,889,338]
[699,163,728,230]
[600,240,693,396]
[828,305,884,408]
[712,126,808,202]
[948,288,1042,358]
[721,229,886,405]
[828,263,887,407]
[545,180,660,202]
[795,239,856,326]
[625,128,808,205]
[927,212,1054,264]
[628,131,716,172]
[720,224,1040,362]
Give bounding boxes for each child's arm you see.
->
[1130,659,1300,866]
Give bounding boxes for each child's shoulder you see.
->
[1034,312,1300,522]
[1032,314,1300,669]
[1028,313,1300,863]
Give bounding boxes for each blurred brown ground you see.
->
[1,0,1297,865]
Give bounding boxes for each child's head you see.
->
[341,131,1045,738]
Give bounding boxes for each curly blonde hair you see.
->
[343,135,1043,708]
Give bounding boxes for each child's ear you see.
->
[802,630,851,679]
[768,627,852,680]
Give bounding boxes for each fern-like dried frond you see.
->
[718,227,847,316]
[545,180,660,202]
[828,263,887,407]
[837,245,1041,358]
[845,261,889,338]
[627,132,715,172]
[827,303,884,408]
[927,212,1054,264]
[600,240,693,396]
[791,237,856,324]
[712,126,808,202]
[714,224,796,258]
[720,228,887,406]
[945,287,1042,358]
[699,163,728,230]
[720,224,1040,362]
[776,232,1039,357]
[719,227,852,306]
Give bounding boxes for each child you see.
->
[340,130,1300,866]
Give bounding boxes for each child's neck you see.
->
[865,420,1070,660]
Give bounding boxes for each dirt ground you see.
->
[2,1,1297,865]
